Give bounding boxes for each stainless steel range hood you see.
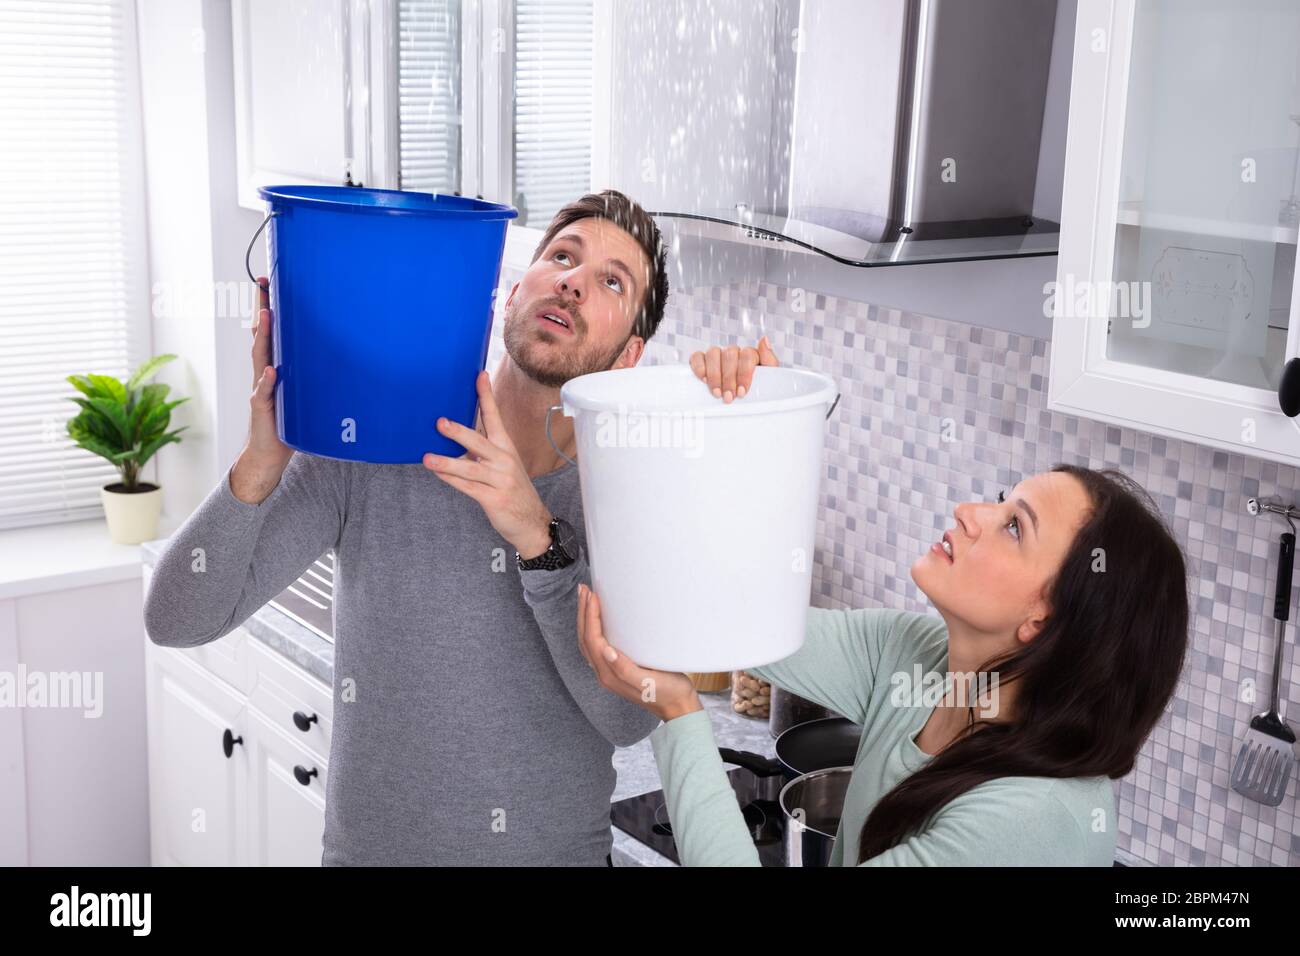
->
[651,0,1063,268]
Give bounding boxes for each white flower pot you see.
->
[101,482,163,545]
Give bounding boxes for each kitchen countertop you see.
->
[140,538,772,866]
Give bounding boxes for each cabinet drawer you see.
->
[247,639,332,762]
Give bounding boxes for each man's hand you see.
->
[688,335,780,403]
[423,371,554,559]
[577,583,702,723]
[231,276,295,504]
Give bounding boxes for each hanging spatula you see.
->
[1231,531,1297,806]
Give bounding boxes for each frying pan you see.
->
[719,716,861,802]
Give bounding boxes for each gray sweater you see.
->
[143,449,660,865]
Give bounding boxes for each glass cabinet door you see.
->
[1106,0,1300,391]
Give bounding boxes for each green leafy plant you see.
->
[65,354,190,491]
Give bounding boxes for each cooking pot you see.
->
[781,767,853,866]
[715,716,860,865]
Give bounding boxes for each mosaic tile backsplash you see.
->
[491,265,1298,867]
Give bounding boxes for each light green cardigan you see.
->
[649,607,1118,866]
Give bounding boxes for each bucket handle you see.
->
[826,392,841,421]
[244,210,279,287]
[545,404,577,468]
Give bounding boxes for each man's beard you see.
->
[502,301,629,389]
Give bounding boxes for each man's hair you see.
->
[530,189,670,344]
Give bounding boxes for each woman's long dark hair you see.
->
[856,464,1189,863]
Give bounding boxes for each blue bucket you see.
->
[249,185,517,464]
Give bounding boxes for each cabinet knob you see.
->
[222,729,243,759]
[293,765,319,787]
[292,710,319,732]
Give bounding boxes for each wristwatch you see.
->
[516,517,579,571]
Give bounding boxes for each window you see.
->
[397,0,462,194]
[391,0,597,229]
[0,0,150,530]
[511,0,593,227]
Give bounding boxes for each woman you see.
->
[576,345,1190,866]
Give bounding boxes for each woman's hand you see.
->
[577,583,702,722]
[688,336,780,403]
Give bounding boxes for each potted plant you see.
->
[65,354,189,544]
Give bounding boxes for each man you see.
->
[147,186,780,864]
[147,190,671,865]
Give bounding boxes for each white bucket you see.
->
[559,365,838,672]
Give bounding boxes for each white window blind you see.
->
[0,0,149,531]
[397,0,461,194]
[512,0,593,227]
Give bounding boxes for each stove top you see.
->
[610,767,788,866]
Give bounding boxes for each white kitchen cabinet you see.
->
[1050,0,1300,465]
[145,642,248,866]
[143,567,334,866]
[0,574,150,866]
[245,709,328,867]
[231,0,397,209]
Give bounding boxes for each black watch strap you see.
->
[517,518,578,571]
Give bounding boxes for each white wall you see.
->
[137,0,219,518]
[201,1,266,482]
[137,0,265,522]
